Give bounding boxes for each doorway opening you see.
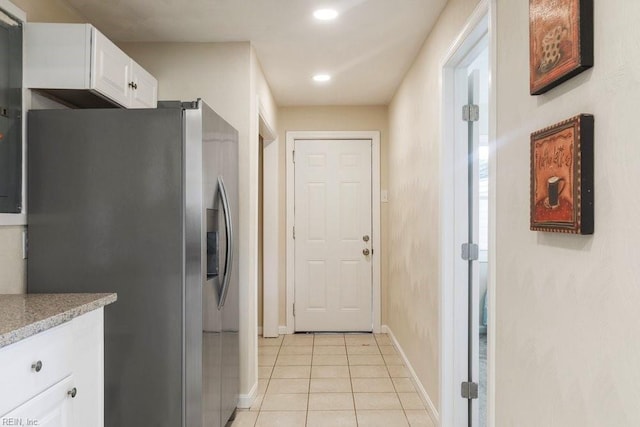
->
[259,111,279,339]
[258,135,264,336]
[440,1,495,426]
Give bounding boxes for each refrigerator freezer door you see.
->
[27,108,185,427]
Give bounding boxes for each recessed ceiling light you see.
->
[313,9,338,21]
[313,74,331,83]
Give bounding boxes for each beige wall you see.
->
[495,0,640,425]
[119,41,277,400]
[0,226,25,293]
[0,0,88,295]
[277,106,389,328]
[9,0,85,22]
[387,0,480,412]
[0,219,25,293]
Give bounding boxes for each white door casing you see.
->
[286,131,381,334]
[440,1,495,427]
[294,139,372,332]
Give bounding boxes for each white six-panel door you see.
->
[294,139,373,332]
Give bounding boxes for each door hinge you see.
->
[293,303,296,317]
[293,226,296,239]
[461,382,478,399]
[461,243,479,261]
[462,104,479,122]
[293,150,295,163]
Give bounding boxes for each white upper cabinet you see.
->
[25,23,157,109]
[91,28,132,108]
[130,60,158,109]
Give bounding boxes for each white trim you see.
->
[0,0,26,22]
[0,0,26,225]
[383,324,439,425]
[278,325,289,335]
[286,131,381,334]
[439,1,493,427]
[237,381,258,409]
[0,213,26,226]
[258,102,277,142]
[487,1,498,426]
[259,99,280,338]
[285,138,295,335]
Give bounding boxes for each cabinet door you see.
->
[130,60,158,108]
[70,309,104,427]
[91,28,131,107]
[3,376,75,427]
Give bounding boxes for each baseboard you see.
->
[382,324,440,425]
[237,381,258,409]
[258,326,289,337]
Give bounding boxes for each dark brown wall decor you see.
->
[530,114,594,234]
[529,0,593,95]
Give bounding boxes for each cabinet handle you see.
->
[67,387,78,398]
[128,82,138,90]
[31,360,43,372]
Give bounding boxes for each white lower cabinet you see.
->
[4,376,75,427]
[0,309,104,427]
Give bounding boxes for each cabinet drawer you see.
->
[3,375,75,426]
[0,322,73,416]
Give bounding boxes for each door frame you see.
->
[259,106,279,338]
[439,0,497,426]
[285,131,381,334]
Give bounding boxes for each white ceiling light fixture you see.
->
[313,74,331,83]
[313,8,338,21]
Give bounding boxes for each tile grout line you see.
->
[344,334,358,427]
[256,336,282,426]
[378,334,411,426]
[305,334,314,427]
[253,333,416,427]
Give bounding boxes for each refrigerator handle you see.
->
[217,176,234,310]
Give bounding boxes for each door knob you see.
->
[363,235,370,242]
[362,248,370,256]
[68,387,77,398]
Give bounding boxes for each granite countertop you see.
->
[0,293,117,348]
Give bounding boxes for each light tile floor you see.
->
[228,333,435,427]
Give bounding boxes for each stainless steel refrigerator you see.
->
[27,99,239,427]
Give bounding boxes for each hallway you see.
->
[230,333,434,427]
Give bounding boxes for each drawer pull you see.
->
[67,387,77,398]
[31,360,43,372]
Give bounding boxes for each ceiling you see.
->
[63,0,448,106]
